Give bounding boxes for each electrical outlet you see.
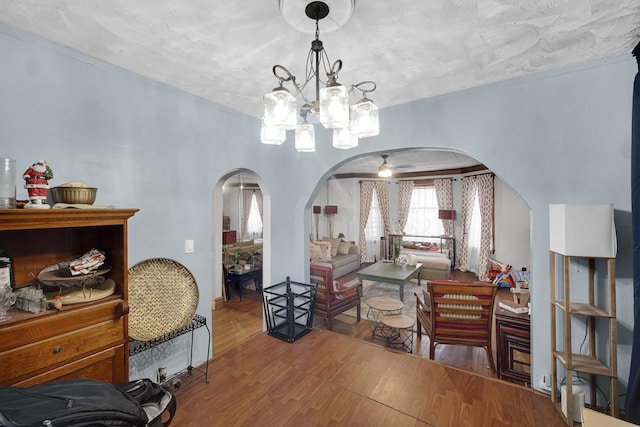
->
[185,239,194,253]
[538,373,552,393]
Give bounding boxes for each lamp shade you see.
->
[313,205,321,214]
[324,205,338,215]
[549,203,617,258]
[222,230,237,246]
[438,209,457,220]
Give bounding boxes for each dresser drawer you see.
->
[0,319,124,385]
[0,299,124,353]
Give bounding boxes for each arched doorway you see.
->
[212,169,270,357]
[308,148,531,379]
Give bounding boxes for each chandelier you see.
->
[261,1,379,152]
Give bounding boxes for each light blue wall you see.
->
[0,23,633,398]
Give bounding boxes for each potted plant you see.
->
[233,249,261,270]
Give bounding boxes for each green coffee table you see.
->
[356,262,422,302]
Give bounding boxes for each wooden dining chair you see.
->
[415,280,498,371]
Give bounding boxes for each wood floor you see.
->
[175,305,564,426]
[170,269,569,426]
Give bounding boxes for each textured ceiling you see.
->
[0,1,638,174]
[0,0,638,120]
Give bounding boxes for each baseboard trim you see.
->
[212,297,226,310]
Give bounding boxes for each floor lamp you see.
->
[313,206,321,241]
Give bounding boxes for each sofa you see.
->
[225,239,263,267]
[400,247,451,280]
[310,237,360,279]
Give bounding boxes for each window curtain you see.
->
[254,189,263,226]
[457,174,493,281]
[627,42,640,424]
[358,181,375,262]
[242,189,262,240]
[397,181,414,233]
[434,178,454,254]
[457,177,475,271]
[375,181,392,235]
[476,174,494,281]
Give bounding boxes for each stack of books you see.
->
[498,299,529,314]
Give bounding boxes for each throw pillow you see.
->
[309,242,323,261]
[322,237,341,257]
[337,240,351,255]
[314,241,332,261]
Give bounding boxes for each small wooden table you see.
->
[356,262,422,302]
[226,266,262,301]
[365,296,404,339]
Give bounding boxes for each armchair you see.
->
[309,263,362,330]
[415,280,498,371]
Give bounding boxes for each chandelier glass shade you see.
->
[260,117,286,145]
[319,83,350,129]
[350,96,379,137]
[333,127,358,149]
[263,88,297,131]
[295,121,316,152]
[262,1,379,152]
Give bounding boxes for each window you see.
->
[403,187,444,237]
[246,194,262,238]
[364,190,382,262]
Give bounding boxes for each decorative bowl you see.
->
[50,186,98,205]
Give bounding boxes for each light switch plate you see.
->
[185,239,194,253]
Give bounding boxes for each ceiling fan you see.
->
[378,154,392,178]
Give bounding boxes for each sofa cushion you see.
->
[310,242,324,261]
[331,253,358,270]
[337,240,351,255]
[422,257,451,271]
[313,241,332,261]
[322,237,341,257]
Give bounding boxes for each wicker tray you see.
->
[128,258,199,342]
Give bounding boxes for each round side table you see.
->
[365,296,404,339]
[380,314,415,353]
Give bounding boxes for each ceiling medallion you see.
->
[279,0,355,34]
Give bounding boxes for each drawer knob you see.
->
[52,346,62,354]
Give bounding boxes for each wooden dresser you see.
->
[0,209,137,386]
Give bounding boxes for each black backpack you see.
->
[116,379,176,427]
[0,378,175,427]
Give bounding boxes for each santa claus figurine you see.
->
[23,160,53,209]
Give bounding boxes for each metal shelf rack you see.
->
[129,314,210,388]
